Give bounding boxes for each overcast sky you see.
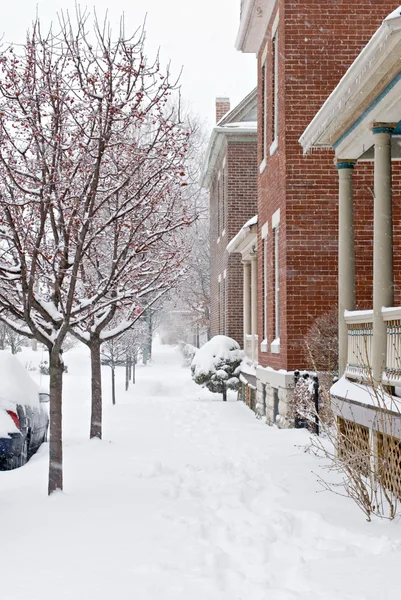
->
[2,1,256,131]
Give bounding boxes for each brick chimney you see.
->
[216,97,230,124]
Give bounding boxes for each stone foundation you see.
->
[256,366,295,428]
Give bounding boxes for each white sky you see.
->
[2,1,256,131]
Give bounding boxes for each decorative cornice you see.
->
[236,0,274,54]
[336,161,356,170]
[371,122,397,135]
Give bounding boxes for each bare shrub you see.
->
[308,381,401,522]
[305,306,338,373]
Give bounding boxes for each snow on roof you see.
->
[0,351,40,413]
[227,215,258,253]
[220,121,257,130]
[191,335,243,377]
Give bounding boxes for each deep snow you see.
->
[1,340,401,600]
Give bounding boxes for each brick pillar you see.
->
[216,97,230,123]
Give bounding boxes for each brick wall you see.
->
[256,0,401,372]
[209,136,257,347]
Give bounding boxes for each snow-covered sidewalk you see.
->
[1,341,401,600]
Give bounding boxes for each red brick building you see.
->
[236,0,401,424]
[301,10,401,460]
[201,90,258,348]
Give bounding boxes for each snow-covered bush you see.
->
[191,335,243,401]
[179,342,198,367]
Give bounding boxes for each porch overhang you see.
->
[236,0,274,54]
[227,216,258,258]
[299,9,401,160]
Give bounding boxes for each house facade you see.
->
[201,90,257,349]
[301,8,401,488]
[236,0,401,425]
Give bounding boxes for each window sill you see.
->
[259,158,266,174]
[260,339,268,353]
[271,338,280,354]
[269,138,278,156]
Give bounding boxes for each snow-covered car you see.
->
[0,351,49,470]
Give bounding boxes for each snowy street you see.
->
[1,340,401,600]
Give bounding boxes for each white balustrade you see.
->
[382,307,401,385]
[344,310,373,381]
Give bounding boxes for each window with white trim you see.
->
[218,276,221,333]
[273,225,280,340]
[217,173,221,235]
[271,14,279,152]
[223,271,227,334]
[260,43,268,169]
[261,222,268,351]
[222,162,226,235]
[271,209,280,353]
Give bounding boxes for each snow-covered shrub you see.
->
[191,335,243,401]
[179,342,198,367]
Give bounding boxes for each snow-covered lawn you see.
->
[1,340,401,600]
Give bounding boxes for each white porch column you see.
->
[337,161,356,376]
[243,260,251,340]
[372,123,395,384]
[250,254,258,361]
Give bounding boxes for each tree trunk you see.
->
[222,386,227,402]
[32,338,37,352]
[90,336,102,439]
[132,356,136,384]
[111,367,116,405]
[125,355,129,391]
[48,348,64,494]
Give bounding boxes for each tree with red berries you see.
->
[0,10,194,493]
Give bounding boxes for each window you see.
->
[260,43,268,171]
[222,163,226,235]
[261,222,268,352]
[271,209,280,353]
[274,226,280,339]
[270,13,279,153]
[217,174,221,236]
[223,271,227,334]
[218,276,221,333]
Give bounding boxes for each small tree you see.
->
[191,335,243,401]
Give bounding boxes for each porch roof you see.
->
[299,8,401,160]
[227,215,258,256]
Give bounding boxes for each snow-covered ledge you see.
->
[382,306,401,321]
[344,309,373,324]
[270,338,280,354]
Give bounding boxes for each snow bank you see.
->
[0,350,40,412]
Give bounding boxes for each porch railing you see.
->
[383,307,401,386]
[345,310,373,381]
